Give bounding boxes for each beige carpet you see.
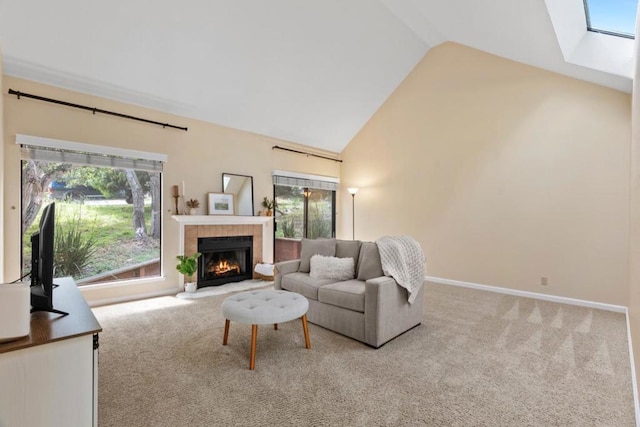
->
[93,282,635,426]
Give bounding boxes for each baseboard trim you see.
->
[86,288,178,307]
[426,276,627,313]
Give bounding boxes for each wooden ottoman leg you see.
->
[274,324,278,330]
[301,315,311,349]
[250,324,258,370]
[223,319,230,345]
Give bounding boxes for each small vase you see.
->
[185,282,197,293]
[266,209,272,217]
[189,208,197,215]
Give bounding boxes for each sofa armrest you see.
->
[274,259,301,290]
[364,276,424,348]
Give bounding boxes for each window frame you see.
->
[583,0,637,39]
[18,134,166,288]
[272,171,339,261]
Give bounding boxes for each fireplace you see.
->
[197,236,253,288]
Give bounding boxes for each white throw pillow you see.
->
[309,255,355,281]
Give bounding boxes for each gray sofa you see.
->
[274,238,424,348]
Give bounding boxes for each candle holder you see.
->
[173,195,180,215]
[171,185,181,214]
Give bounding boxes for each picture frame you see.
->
[208,193,234,215]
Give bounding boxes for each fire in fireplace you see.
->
[209,259,241,276]
[197,236,253,288]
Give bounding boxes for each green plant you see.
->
[308,204,331,239]
[281,217,296,238]
[186,198,200,208]
[261,197,274,210]
[54,211,98,277]
[23,201,161,281]
[176,252,202,282]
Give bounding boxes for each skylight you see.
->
[584,0,638,39]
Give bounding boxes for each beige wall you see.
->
[2,76,340,302]
[0,46,4,280]
[340,42,631,305]
[628,31,640,412]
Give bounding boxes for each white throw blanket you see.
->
[376,236,426,304]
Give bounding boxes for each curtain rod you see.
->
[8,89,188,131]
[272,145,342,163]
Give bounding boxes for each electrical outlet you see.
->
[541,277,548,286]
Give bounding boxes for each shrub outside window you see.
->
[19,136,164,286]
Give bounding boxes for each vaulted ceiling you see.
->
[0,0,634,153]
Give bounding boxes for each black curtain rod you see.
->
[8,89,188,131]
[272,145,342,163]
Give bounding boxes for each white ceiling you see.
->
[0,0,633,153]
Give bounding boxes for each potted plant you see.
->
[186,198,200,215]
[261,197,275,216]
[176,252,201,293]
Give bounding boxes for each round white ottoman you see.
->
[221,290,310,370]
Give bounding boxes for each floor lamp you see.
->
[347,188,358,240]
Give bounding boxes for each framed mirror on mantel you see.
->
[222,173,254,216]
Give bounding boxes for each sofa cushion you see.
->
[335,240,362,274]
[310,255,355,281]
[281,272,335,301]
[299,238,336,273]
[318,280,366,313]
[357,242,384,281]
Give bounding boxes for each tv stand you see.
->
[0,277,101,426]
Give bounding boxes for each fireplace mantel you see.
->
[172,215,273,226]
[172,215,274,270]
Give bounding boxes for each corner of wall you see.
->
[0,43,5,282]
[627,30,640,425]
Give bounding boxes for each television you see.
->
[30,202,67,316]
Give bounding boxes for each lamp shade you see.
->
[347,187,359,195]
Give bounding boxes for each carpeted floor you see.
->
[93,282,635,426]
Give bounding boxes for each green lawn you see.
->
[23,201,160,280]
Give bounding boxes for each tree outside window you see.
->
[274,184,335,262]
[21,160,162,285]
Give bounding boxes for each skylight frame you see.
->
[583,0,637,40]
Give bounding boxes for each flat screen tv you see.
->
[30,202,67,316]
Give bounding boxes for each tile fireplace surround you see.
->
[172,215,274,287]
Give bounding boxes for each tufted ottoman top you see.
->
[222,290,309,325]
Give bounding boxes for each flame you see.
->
[208,259,241,276]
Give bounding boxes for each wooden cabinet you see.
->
[0,277,101,427]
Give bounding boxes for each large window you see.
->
[273,172,338,262]
[584,0,638,39]
[19,135,165,286]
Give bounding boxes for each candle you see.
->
[182,180,186,197]
[171,185,179,197]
